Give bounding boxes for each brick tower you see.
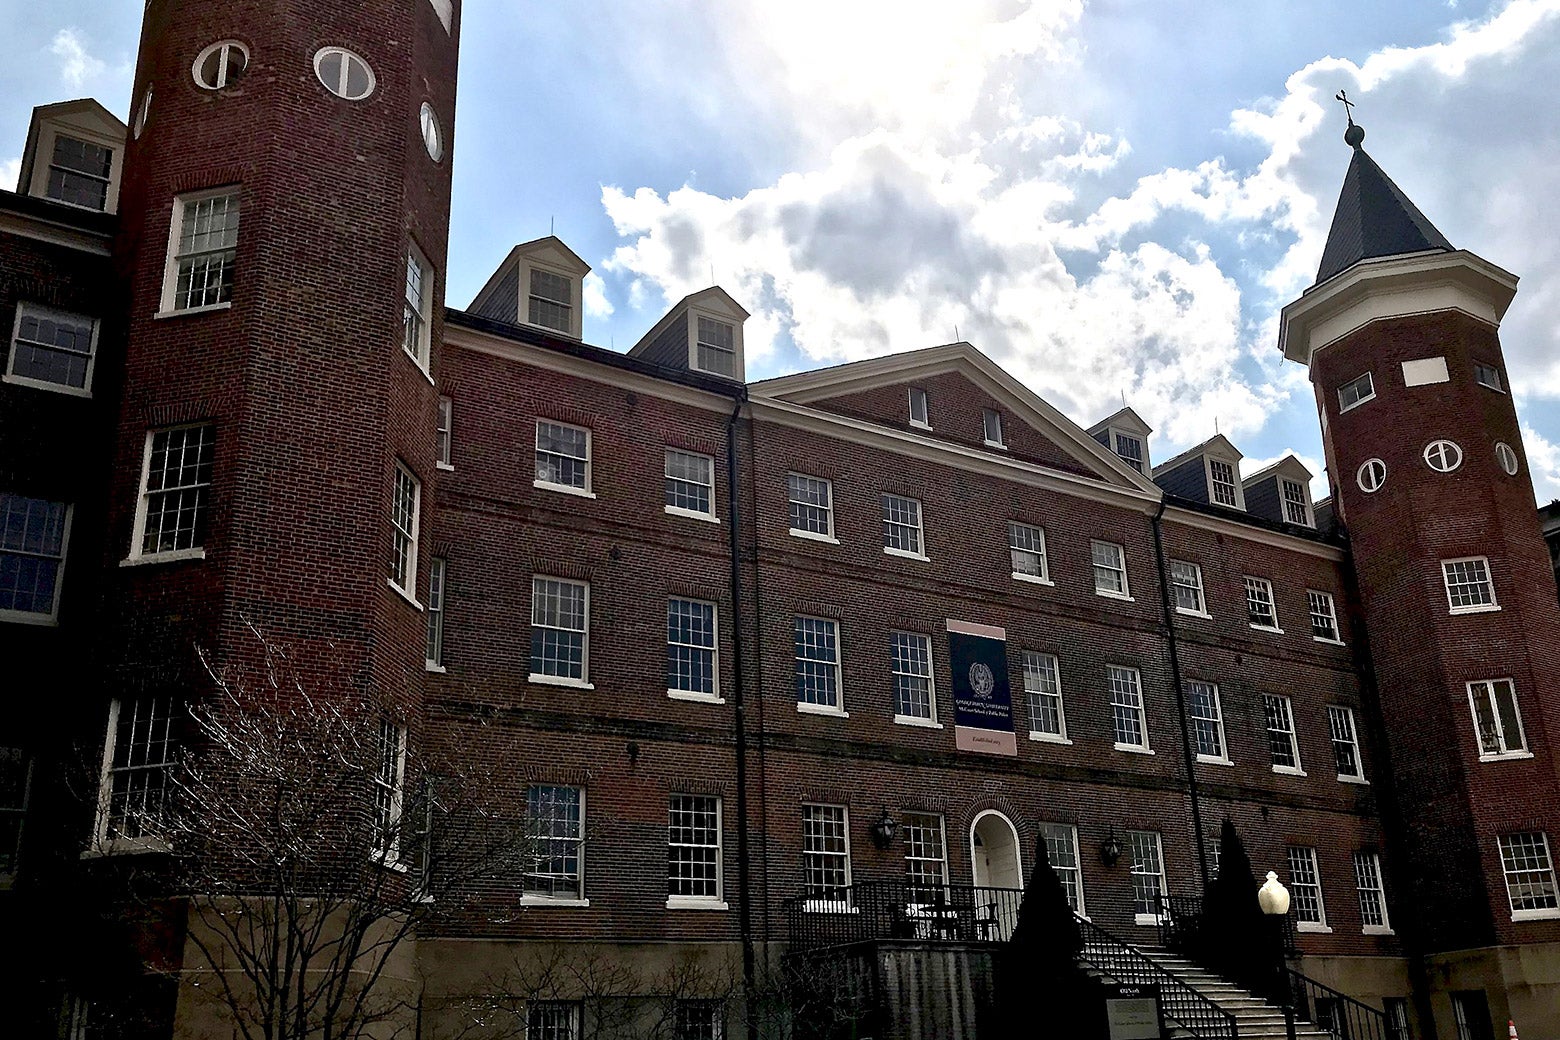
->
[1280,120,1560,1031]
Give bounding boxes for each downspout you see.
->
[724,391,757,1030]
[1151,497,1210,889]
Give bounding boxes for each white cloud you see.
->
[1522,423,1560,504]
[0,158,19,193]
[582,271,613,321]
[52,28,106,89]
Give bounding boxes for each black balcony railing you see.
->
[783,881,1025,952]
[1282,968,1389,1040]
[1155,893,1299,958]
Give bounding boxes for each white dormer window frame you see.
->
[1205,456,1244,510]
[687,309,743,381]
[908,387,930,430]
[1280,477,1313,527]
[29,120,124,215]
[1111,429,1149,474]
[982,408,1006,448]
[519,258,582,339]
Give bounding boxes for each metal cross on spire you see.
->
[1335,90,1356,126]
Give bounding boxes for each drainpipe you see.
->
[724,392,757,1033]
[1151,498,1210,889]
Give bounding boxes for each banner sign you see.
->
[946,620,1016,756]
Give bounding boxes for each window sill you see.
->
[1176,608,1212,620]
[797,703,849,719]
[1134,913,1167,926]
[666,897,729,911]
[121,547,206,567]
[1197,755,1233,767]
[0,609,59,627]
[371,855,408,873]
[154,302,232,320]
[1312,636,1345,646]
[1478,750,1535,763]
[884,547,929,562]
[1029,732,1072,745]
[1249,623,1285,635]
[529,674,594,690]
[534,479,596,499]
[669,690,726,704]
[1337,774,1370,785]
[983,440,1008,451]
[402,349,436,386]
[789,529,839,545]
[388,580,424,611]
[1012,572,1054,586]
[436,462,455,472]
[1114,744,1155,756]
[803,900,859,914]
[1338,395,1375,414]
[520,896,591,908]
[1271,765,1308,777]
[82,835,171,858]
[1095,590,1135,603]
[3,372,94,398]
[1449,603,1501,616]
[1296,922,1333,934]
[893,715,943,729]
[425,662,447,674]
[1363,925,1396,936]
[665,505,719,524]
[1511,908,1560,922]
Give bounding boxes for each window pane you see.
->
[140,426,216,556]
[794,617,840,708]
[1108,666,1144,748]
[525,785,583,897]
[0,494,68,615]
[535,421,589,489]
[802,804,850,901]
[1024,652,1063,737]
[10,306,96,389]
[890,632,934,720]
[787,474,832,535]
[668,599,717,696]
[531,578,587,679]
[668,794,721,899]
[104,696,178,842]
[665,449,714,515]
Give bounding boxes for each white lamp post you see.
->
[1259,871,1296,1040]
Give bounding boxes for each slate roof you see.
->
[1315,137,1455,285]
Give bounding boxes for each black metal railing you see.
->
[1155,893,1300,958]
[784,881,1025,952]
[1282,968,1389,1040]
[1076,914,1239,1040]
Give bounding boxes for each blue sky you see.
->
[5,0,1560,503]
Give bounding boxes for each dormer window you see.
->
[626,286,748,380]
[528,268,572,334]
[1281,478,1313,527]
[46,135,113,211]
[1207,457,1242,509]
[19,100,127,215]
[1113,432,1145,474]
[693,316,736,378]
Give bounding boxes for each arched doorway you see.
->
[970,811,1024,939]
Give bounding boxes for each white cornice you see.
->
[0,209,111,255]
[1162,505,1344,561]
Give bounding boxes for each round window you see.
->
[133,88,152,140]
[1424,439,1464,473]
[314,47,375,101]
[1357,458,1387,493]
[420,102,443,162]
[193,40,249,90]
[1495,442,1520,476]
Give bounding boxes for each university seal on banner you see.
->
[969,662,995,700]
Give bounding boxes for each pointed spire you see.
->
[1314,119,1454,285]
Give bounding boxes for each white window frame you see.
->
[128,423,216,565]
[667,597,721,703]
[667,793,725,909]
[1113,431,1146,474]
[1040,823,1086,916]
[1307,590,1341,643]
[786,473,836,543]
[533,419,594,498]
[313,46,376,101]
[1206,457,1244,509]
[435,396,454,470]
[889,630,938,727]
[1244,575,1282,632]
[1023,651,1068,744]
[1423,439,1464,473]
[1498,832,1560,921]
[1186,680,1229,764]
[525,261,577,337]
[665,448,717,522]
[1287,846,1331,933]
[192,40,249,90]
[1127,830,1167,925]
[40,130,116,212]
[982,408,1005,448]
[794,615,845,717]
[388,462,421,605]
[1009,521,1050,585]
[801,803,852,911]
[1108,665,1150,753]
[522,784,588,905]
[529,577,591,688]
[0,494,72,625]
[1169,560,1208,617]
[673,1001,724,1040]
[688,311,742,380]
[1474,361,1504,393]
[159,187,241,316]
[881,493,927,561]
[908,387,930,429]
[1442,557,1498,615]
[902,812,948,903]
[402,243,433,374]
[1281,478,1313,527]
[425,557,446,672]
[92,696,177,855]
[419,102,443,163]
[6,303,100,397]
[1354,852,1393,934]
[1091,540,1131,600]
[1467,679,1529,761]
[1264,693,1305,776]
[428,0,454,31]
[1338,371,1376,412]
[1495,442,1520,476]
[370,721,407,865]
[1357,458,1387,494]
[1328,705,1366,783]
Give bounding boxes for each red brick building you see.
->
[2,5,1558,1040]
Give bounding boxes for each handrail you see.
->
[783,881,1025,952]
[1156,893,1299,958]
[1075,913,1239,1040]
[1283,968,1389,1040]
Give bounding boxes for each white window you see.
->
[45,134,114,211]
[313,47,375,101]
[402,245,433,370]
[1264,694,1303,774]
[131,424,216,560]
[794,616,843,714]
[1287,846,1329,930]
[1328,706,1365,781]
[1009,522,1049,583]
[1024,651,1067,742]
[524,784,585,901]
[528,267,573,333]
[1186,681,1227,763]
[1338,372,1375,412]
[1207,457,1241,508]
[436,396,453,469]
[419,103,443,162]
[530,577,589,684]
[162,189,240,313]
[787,473,834,540]
[1091,540,1129,599]
[1495,442,1520,476]
[534,420,591,495]
[674,1002,724,1040]
[903,812,948,902]
[881,494,925,558]
[1108,665,1148,751]
[1308,590,1340,642]
[801,804,851,907]
[1041,823,1085,914]
[908,387,930,428]
[389,462,420,598]
[0,747,32,883]
[1468,679,1527,759]
[1354,852,1391,933]
[1424,439,1463,473]
[1169,560,1206,616]
[133,89,152,141]
[982,407,1005,447]
[1442,557,1497,614]
[1357,458,1387,493]
[94,696,177,851]
[890,631,936,723]
[528,1003,581,1040]
[1128,830,1166,923]
[0,494,70,624]
[1474,362,1504,392]
[668,794,723,906]
[425,558,446,671]
[665,448,716,520]
[192,40,248,90]
[1113,432,1145,473]
[7,303,98,395]
[1282,478,1313,526]
[1498,832,1559,920]
[668,598,719,701]
[693,315,737,378]
[370,721,407,862]
[1244,576,1280,631]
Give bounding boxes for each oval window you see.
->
[1424,439,1464,473]
[133,88,152,140]
[420,102,443,162]
[193,40,249,90]
[1357,458,1387,494]
[1495,442,1519,476]
[314,47,375,101]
